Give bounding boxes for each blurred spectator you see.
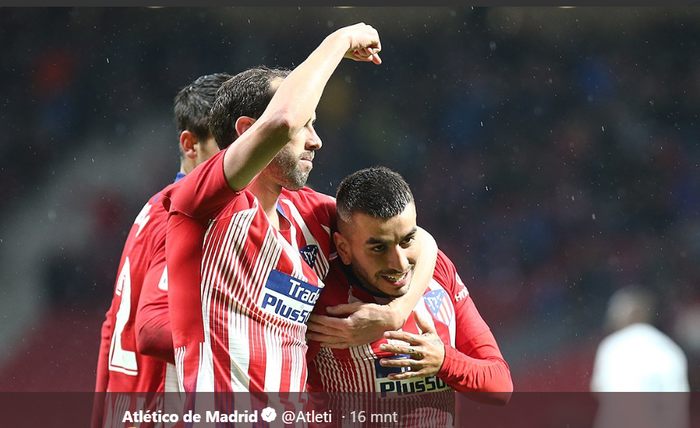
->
[590,284,690,428]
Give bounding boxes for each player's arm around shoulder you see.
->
[305,225,437,348]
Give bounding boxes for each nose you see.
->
[306,126,322,151]
[387,245,411,273]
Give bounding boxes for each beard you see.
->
[350,259,412,298]
[267,147,312,191]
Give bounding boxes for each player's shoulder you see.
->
[126,184,172,235]
[432,249,470,302]
[147,182,177,216]
[433,249,456,281]
[281,186,335,204]
[158,175,185,210]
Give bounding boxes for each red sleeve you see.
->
[433,251,513,404]
[161,148,239,221]
[281,186,337,255]
[134,252,173,364]
[165,211,207,348]
[305,258,351,363]
[127,187,175,364]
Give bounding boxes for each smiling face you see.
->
[334,202,420,298]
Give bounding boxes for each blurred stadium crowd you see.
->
[0,7,698,391]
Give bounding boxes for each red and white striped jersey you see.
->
[94,174,183,428]
[162,148,335,394]
[306,250,511,424]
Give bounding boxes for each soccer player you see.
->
[306,166,513,425]
[91,73,232,428]
[161,22,437,400]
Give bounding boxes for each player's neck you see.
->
[249,178,283,228]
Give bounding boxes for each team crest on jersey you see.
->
[258,270,320,324]
[373,357,448,397]
[299,245,319,268]
[423,290,452,326]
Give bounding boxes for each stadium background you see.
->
[0,7,699,393]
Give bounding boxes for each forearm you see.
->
[261,31,349,133]
[135,279,175,364]
[387,226,437,328]
[224,27,369,190]
[135,311,174,364]
[438,332,513,405]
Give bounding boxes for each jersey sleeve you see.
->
[305,258,349,363]
[280,187,337,280]
[134,224,173,364]
[161,148,239,222]
[433,251,513,402]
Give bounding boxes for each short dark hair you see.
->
[173,73,232,146]
[336,166,415,223]
[209,65,291,150]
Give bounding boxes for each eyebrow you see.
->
[365,237,384,245]
[363,227,418,245]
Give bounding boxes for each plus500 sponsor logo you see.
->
[378,375,449,398]
[259,270,321,323]
[374,357,449,397]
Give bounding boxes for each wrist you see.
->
[325,29,351,50]
[386,301,407,330]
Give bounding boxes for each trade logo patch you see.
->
[258,270,320,324]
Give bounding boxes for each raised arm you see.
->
[223,23,382,191]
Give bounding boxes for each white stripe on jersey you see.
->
[197,218,218,392]
[181,194,327,393]
[174,346,185,392]
[104,393,130,428]
[277,226,307,282]
[163,364,185,428]
[263,226,311,391]
[228,299,251,392]
[290,335,306,392]
[278,198,330,279]
[315,348,341,390]
[200,207,258,391]
[355,344,377,391]
[195,341,214,393]
[164,362,178,392]
[229,209,277,391]
[251,227,284,303]
[263,322,283,391]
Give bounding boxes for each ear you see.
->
[180,130,198,159]
[235,116,256,138]
[333,231,352,265]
